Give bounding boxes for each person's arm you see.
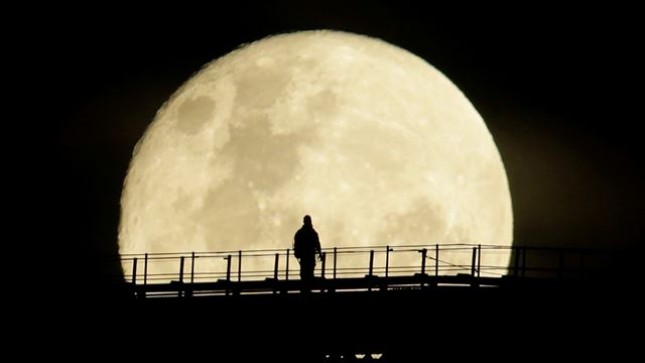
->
[315,233,323,260]
[293,232,300,259]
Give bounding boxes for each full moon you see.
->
[119,30,512,279]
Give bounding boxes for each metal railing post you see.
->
[471,247,477,276]
[191,252,196,284]
[385,246,391,278]
[238,250,242,282]
[179,256,185,298]
[477,245,482,277]
[132,258,138,285]
[421,248,427,275]
[179,256,185,283]
[273,253,280,295]
[320,252,327,294]
[274,253,279,280]
[333,247,338,280]
[143,253,148,286]
[225,254,231,296]
[368,250,375,277]
[226,255,232,281]
[286,249,290,281]
[435,244,439,276]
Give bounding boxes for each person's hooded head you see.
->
[303,215,312,227]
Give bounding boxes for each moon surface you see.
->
[119,30,513,279]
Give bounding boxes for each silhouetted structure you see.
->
[103,244,638,361]
[293,215,322,291]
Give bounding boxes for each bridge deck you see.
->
[134,273,552,298]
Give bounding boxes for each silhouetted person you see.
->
[293,215,322,292]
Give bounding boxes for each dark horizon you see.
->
[45,4,642,288]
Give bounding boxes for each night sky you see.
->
[46,3,642,285]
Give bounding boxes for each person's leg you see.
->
[300,258,315,293]
[301,259,315,279]
[299,262,306,280]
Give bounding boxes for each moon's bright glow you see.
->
[119,30,512,279]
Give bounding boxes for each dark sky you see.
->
[46,3,642,282]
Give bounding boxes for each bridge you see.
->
[99,245,635,362]
[118,244,620,298]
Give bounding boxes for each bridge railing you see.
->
[119,244,618,286]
